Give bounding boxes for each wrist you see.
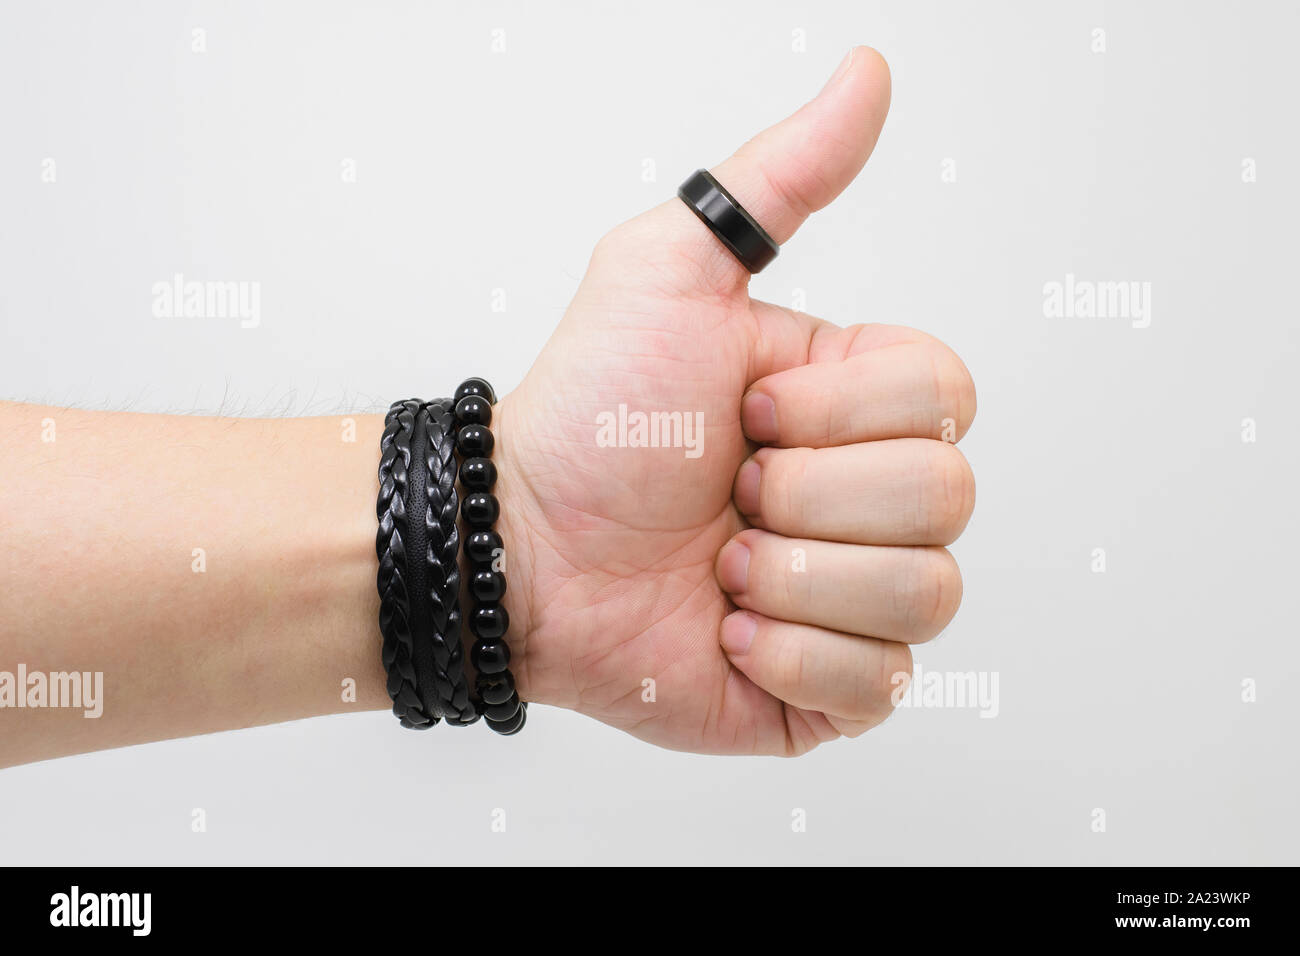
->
[363,393,554,716]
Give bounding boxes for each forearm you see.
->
[0,402,391,767]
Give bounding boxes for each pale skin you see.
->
[0,47,975,768]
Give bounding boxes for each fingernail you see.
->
[733,459,761,516]
[820,47,856,94]
[720,611,758,656]
[741,391,778,442]
[716,539,751,594]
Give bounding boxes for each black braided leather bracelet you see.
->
[375,399,439,729]
[376,397,479,728]
[409,400,478,725]
[455,377,526,736]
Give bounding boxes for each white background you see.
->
[1,1,1297,864]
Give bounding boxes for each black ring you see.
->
[677,169,779,274]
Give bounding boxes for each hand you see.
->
[495,46,976,755]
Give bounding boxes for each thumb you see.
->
[620,46,891,291]
[713,45,891,246]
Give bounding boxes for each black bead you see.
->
[461,492,499,529]
[454,395,492,427]
[471,638,511,675]
[465,530,503,565]
[471,568,506,603]
[471,604,509,640]
[455,377,497,405]
[456,424,494,458]
[477,671,515,705]
[482,693,521,722]
[488,705,526,735]
[460,457,497,492]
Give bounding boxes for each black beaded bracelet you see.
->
[454,377,526,736]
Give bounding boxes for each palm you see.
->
[500,223,784,753]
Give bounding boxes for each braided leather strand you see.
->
[417,400,478,724]
[376,399,439,729]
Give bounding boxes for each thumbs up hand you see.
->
[495,47,976,754]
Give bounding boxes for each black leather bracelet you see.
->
[455,377,527,736]
[375,399,440,729]
[409,400,478,725]
[376,397,479,729]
